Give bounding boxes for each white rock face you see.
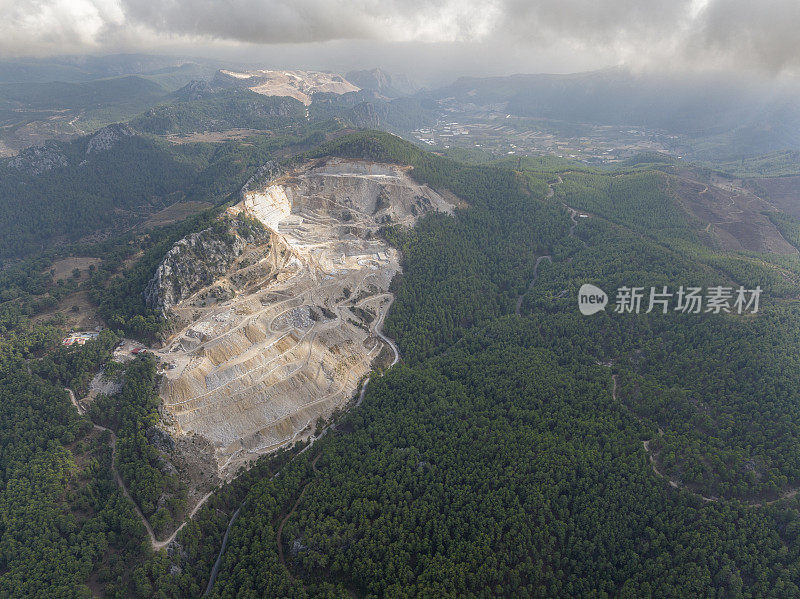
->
[85,124,135,154]
[154,158,455,475]
[215,69,360,105]
[242,185,293,230]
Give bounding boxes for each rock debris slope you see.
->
[148,158,454,475]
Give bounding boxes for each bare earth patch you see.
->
[141,201,213,229]
[154,158,456,477]
[164,129,266,144]
[217,70,360,106]
[671,169,799,255]
[33,290,104,330]
[48,256,101,282]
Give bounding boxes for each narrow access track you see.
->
[276,453,323,582]
[605,371,800,507]
[544,173,797,506]
[67,387,220,551]
[515,176,566,316]
[515,255,552,316]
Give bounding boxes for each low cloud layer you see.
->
[121,0,498,44]
[2,0,800,77]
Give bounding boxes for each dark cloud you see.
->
[118,0,494,44]
[689,0,800,73]
[2,0,800,78]
[501,0,691,44]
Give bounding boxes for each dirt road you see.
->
[373,295,400,367]
[202,315,400,595]
[276,453,323,581]
[605,372,799,507]
[67,387,220,550]
[515,255,552,316]
[514,176,569,316]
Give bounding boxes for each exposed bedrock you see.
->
[149,158,455,475]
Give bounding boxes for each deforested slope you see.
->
[148,158,455,474]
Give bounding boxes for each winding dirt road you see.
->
[276,453,323,583]
[202,371,382,596]
[67,387,220,550]
[515,255,552,316]
[606,373,800,507]
[373,296,400,368]
[515,175,580,317]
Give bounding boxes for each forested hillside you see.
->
[129,88,308,135]
[106,132,800,598]
[2,130,800,596]
[0,316,152,598]
[0,124,332,261]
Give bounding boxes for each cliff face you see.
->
[151,158,457,476]
[344,68,417,98]
[144,215,271,313]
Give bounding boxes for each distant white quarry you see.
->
[216,69,360,105]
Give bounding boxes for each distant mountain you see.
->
[0,53,220,85]
[0,55,226,154]
[129,71,432,136]
[0,74,176,155]
[0,123,311,259]
[53,54,203,78]
[130,86,306,135]
[0,127,199,257]
[170,79,215,101]
[0,76,168,112]
[345,68,417,98]
[311,92,436,132]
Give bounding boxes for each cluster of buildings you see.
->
[413,122,470,146]
[61,331,100,346]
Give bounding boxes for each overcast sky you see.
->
[2,0,800,82]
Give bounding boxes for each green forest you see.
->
[2,130,800,597]
[0,319,152,598]
[0,124,333,261]
[131,133,800,597]
[129,89,308,135]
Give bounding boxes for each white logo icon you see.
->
[578,284,608,315]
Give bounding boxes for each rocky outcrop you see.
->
[85,123,136,154]
[144,215,271,313]
[345,68,417,98]
[6,142,68,175]
[346,68,392,95]
[240,160,283,199]
[172,79,215,101]
[146,426,176,452]
[348,102,383,129]
[131,88,304,135]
